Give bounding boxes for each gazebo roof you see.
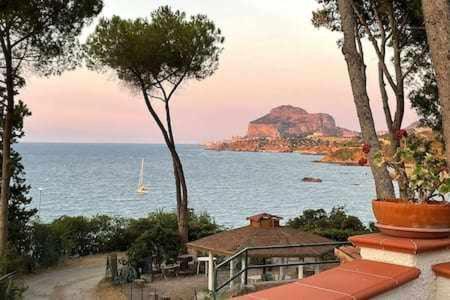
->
[187,213,334,257]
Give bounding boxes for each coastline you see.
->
[203,139,365,166]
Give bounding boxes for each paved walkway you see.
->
[23,254,107,300]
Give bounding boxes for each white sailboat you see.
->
[137,159,149,194]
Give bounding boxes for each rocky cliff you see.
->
[247,105,356,138]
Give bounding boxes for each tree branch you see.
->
[351,1,398,91]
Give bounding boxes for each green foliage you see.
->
[0,0,103,75]
[89,215,131,253]
[189,211,222,241]
[375,133,449,201]
[127,211,222,267]
[31,222,64,268]
[7,103,37,259]
[409,67,441,131]
[0,102,36,275]
[287,207,370,241]
[86,6,224,89]
[17,211,220,271]
[51,216,97,256]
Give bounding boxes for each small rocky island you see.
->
[204,105,367,165]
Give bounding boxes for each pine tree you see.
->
[0,100,36,264]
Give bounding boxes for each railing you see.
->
[212,241,351,299]
[0,271,17,298]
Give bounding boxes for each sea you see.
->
[15,143,376,228]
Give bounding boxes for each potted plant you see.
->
[368,130,450,238]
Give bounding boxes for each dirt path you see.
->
[22,254,111,300]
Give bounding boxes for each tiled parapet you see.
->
[237,234,450,300]
[349,233,450,255]
[433,263,450,300]
[350,233,450,300]
[235,260,420,300]
[349,233,450,268]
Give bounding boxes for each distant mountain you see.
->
[247,105,358,138]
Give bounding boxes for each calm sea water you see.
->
[15,143,376,228]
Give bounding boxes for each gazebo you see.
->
[186,213,334,291]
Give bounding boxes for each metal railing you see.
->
[0,271,17,298]
[212,241,351,299]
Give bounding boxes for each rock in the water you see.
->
[302,177,322,183]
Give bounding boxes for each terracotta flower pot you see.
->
[372,199,450,239]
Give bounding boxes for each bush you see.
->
[189,211,223,241]
[287,207,370,241]
[88,215,131,253]
[127,210,222,267]
[51,216,96,256]
[31,222,64,268]
[4,210,220,273]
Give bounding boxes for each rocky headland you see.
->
[204,105,431,166]
[246,105,358,139]
[204,105,366,165]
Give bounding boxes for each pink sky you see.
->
[21,0,418,143]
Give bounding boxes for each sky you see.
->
[21,0,418,144]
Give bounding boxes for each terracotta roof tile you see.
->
[235,259,420,300]
[350,233,450,254]
[432,262,450,279]
[187,226,333,257]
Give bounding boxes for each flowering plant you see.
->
[374,131,450,202]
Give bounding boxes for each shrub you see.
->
[8,211,220,272]
[31,222,64,268]
[127,210,221,267]
[287,207,370,241]
[51,216,96,256]
[189,211,223,241]
[89,215,132,252]
[374,132,450,201]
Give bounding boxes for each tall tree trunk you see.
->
[387,6,408,198]
[422,0,450,166]
[164,100,189,246]
[140,87,189,245]
[171,152,189,246]
[338,0,395,199]
[0,54,14,258]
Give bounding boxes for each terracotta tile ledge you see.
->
[349,233,450,254]
[432,262,450,279]
[235,259,420,300]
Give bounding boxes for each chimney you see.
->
[247,213,283,228]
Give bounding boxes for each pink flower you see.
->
[358,157,368,166]
[362,143,371,154]
[395,129,408,140]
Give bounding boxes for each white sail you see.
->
[137,159,149,194]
